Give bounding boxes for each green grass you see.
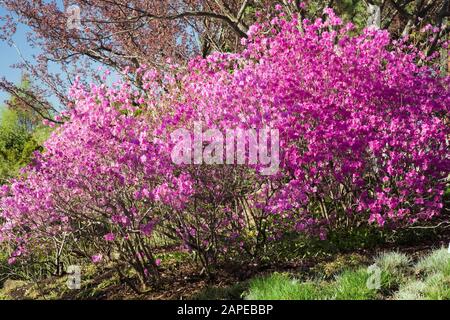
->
[244,249,450,300]
[422,273,450,299]
[415,248,450,276]
[329,268,378,300]
[375,251,411,292]
[245,268,379,300]
[375,251,411,273]
[394,248,450,300]
[394,280,427,300]
[245,273,325,300]
[2,248,449,300]
[395,274,450,300]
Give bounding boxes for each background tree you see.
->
[0,0,448,120]
[0,74,52,183]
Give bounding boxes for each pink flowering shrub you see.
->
[0,80,186,283]
[172,9,449,240]
[0,9,449,283]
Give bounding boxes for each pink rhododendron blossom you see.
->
[91,254,103,263]
[104,233,115,242]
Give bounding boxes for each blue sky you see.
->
[0,6,35,106]
[0,1,67,108]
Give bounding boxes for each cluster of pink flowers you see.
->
[0,9,448,278]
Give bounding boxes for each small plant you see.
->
[330,268,378,300]
[394,248,450,300]
[395,273,450,300]
[376,251,411,273]
[415,248,450,276]
[422,273,450,300]
[375,251,411,291]
[394,280,426,300]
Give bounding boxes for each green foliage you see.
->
[0,108,29,175]
[325,227,386,252]
[31,125,53,146]
[0,106,50,182]
[0,75,53,182]
[444,184,450,212]
[332,0,368,31]
[0,279,28,300]
[154,251,193,268]
[263,226,384,265]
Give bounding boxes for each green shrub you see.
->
[443,184,450,212]
[325,227,386,252]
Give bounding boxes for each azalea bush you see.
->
[0,8,449,287]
